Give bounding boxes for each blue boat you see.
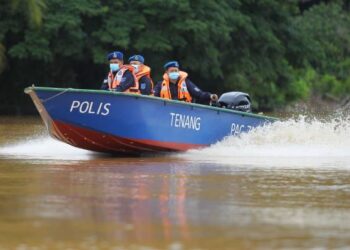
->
[25,86,277,154]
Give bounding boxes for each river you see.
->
[0,115,350,249]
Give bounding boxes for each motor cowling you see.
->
[218,92,252,112]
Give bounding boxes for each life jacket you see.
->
[135,65,154,94]
[160,71,192,103]
[107,65,140,94]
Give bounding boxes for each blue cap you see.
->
[128,55,145,64]
[164,60,179,70]
[107,51,123,61]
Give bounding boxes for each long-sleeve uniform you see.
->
[101,70,134,91]
[138,75,152,95]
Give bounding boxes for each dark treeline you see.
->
[0,0,349,114]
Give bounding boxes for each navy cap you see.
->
[107,51,123,61]
[128,55,145,64]
[164,60,179,70]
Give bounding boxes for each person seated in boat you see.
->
[154,61,218,104]
[128,55,153,95]
[100,51,140,94]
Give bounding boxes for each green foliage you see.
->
[0,43,6,74]
[291,3,350,72]
[11,0,47,27]
[0,0,349,113]
[291,67,350,100]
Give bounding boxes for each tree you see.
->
[0,0,349,114]
[0,0,46,74]
[290,2,350,98]
[11,0,47,27]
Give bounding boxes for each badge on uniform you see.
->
[140,83,146,90]
[121,77,126,82]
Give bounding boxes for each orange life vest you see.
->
[135,65,154,93]
[160,71,192,103]
[107,65,140,94]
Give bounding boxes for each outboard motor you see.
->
[218,92,252,112]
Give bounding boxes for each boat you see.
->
[25,86,277,154]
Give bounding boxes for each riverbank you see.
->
[275,95,350,118]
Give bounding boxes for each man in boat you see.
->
[154,61,218,104]
[128,55,153,95]
[100,51,140,94]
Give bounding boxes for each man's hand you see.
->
[210,94,218,102]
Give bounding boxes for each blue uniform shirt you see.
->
[138,75,152,95]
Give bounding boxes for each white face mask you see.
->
[131,64,140,73]
[168,72,180,80]
[110,63,120,72]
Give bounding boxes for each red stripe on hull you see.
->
[50,120,204,154]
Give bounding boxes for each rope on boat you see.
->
[41,88,72,103]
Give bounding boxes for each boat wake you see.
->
[0,134,94,161]
[2,115,350,167]
[182,115,350,168]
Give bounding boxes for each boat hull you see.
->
[25,87,276,154]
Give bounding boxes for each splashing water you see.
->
[183,116,350,168]
[1,115,350,167]
[0,135,94,161]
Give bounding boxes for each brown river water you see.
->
[0,116,350,249]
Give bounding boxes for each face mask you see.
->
[110,63,119,72]
[168,72,180,80]
[131,64,140,73]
